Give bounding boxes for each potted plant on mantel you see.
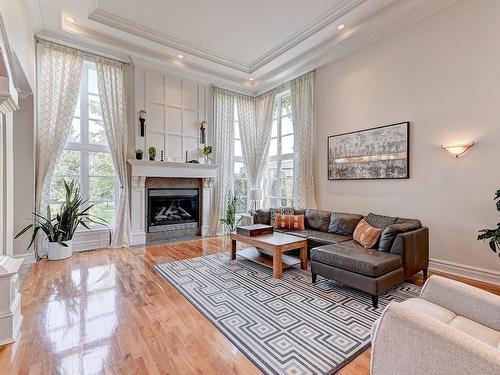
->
[478,189,500,257]
[16,179,110,260]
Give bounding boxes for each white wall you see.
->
[0,0,35,258]
[314,0,500,275]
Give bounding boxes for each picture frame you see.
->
[327,121,410,180]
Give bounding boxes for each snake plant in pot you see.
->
[477,189,500,257]
[16,179,111,260]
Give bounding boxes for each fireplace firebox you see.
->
[147,188,199,232]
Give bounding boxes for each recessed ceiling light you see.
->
[177,54,184,59]
[65,16,75,23]
[337,24,345,30]
[249,78,254,81]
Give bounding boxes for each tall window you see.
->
[50,60,117,227]
[264,92,294,208]
[233,104,248,215]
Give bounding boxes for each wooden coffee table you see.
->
[229,231,308,278]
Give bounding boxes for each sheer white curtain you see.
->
[35,40,83,258]
[291,71,317,208]
[95,57,132,247]
[210,88,235,235]
[237,91,276,192]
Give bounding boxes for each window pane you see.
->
[269,138,277,156]
[234,122,240,139]
[88,68,98,94]
[68,118,81,143]
[89,201,115,227]
[235,196,247,215]
[88,95,102,120]
[281,179,293,199]
[281,115,293,135]
[89,152,115,176]
[54,150,80,176]
[74,97,80,117]
[281,95,292,117]
[282,134,294,154]
[265,179,278,198]
[89,120,107,145]
[267,198,278,208]
[271,119,278,137]
[272,102,278,120]
[234,162,246,177]
[266,161,278,178]
[281,159,294,178]
[89,177,115,201]
[234,139,242,157]
[51,177,80,202]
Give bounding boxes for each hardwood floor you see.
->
[1,237,498,374]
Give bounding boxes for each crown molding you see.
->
[248,0,366,72]
[89,9,251,73]
[254,0,461,95]
[89,0,368,75]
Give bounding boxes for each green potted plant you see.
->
[478,189,500,257]
[16,179,110,260]
[148,146,156,161]
[220,193,241,233]
[202,145,213,163]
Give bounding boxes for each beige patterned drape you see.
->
[95,57,131,247]
[35,40,83,258]
[290,71,317,209]
[210,87,235,235]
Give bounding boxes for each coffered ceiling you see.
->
[30,0,459,95]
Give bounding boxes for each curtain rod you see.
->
[36,37,132,66]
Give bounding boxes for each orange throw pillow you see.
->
[274,214,305,231]
[353,219,383,249]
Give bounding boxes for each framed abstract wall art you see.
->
[327,122,410,180]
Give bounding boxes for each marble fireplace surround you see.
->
[128,160,217,245]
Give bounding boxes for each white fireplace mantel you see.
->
[127,159,217,245]
[127,159,217,179]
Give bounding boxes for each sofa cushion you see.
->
[274,214,305,231]
[401,298,456,323]
[269,207,294,226]
[353,219,383,249]
[448,316,500,348]
[378,218,422,252]
[304,209,332,231]
[254,209,270,225]
[310,241,403,277]
[282,230,351,244]
[365,213,398,229]
[328,212,363,235]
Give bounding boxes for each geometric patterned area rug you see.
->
[154,252,421,375]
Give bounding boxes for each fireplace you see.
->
[147,188,199,232]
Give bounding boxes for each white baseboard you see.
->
[72,229,111,252]
[429,258,500,286]
[13,252,36,265]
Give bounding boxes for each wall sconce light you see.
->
[200,121,207,144]
[441,142,475,158]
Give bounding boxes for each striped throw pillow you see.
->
[353,219,383,249]
[274,214,305,231]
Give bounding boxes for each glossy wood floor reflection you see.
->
[1,237,499,375]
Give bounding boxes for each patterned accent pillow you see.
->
[364,213,398,229]
[353,219,383,249]
[274,214,305,231]
[269,207,294,226]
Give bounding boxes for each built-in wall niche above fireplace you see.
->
[147,188,199,232]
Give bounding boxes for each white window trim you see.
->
[264,90,294,208]
[50,59,118,232]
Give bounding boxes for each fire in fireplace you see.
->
[147,188,199,232]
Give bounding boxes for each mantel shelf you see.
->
[127,159,217,179]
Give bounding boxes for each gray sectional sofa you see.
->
[254,208,429,308]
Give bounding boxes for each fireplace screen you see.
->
[147,188,199,232]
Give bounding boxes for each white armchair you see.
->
[371,275,500,375]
